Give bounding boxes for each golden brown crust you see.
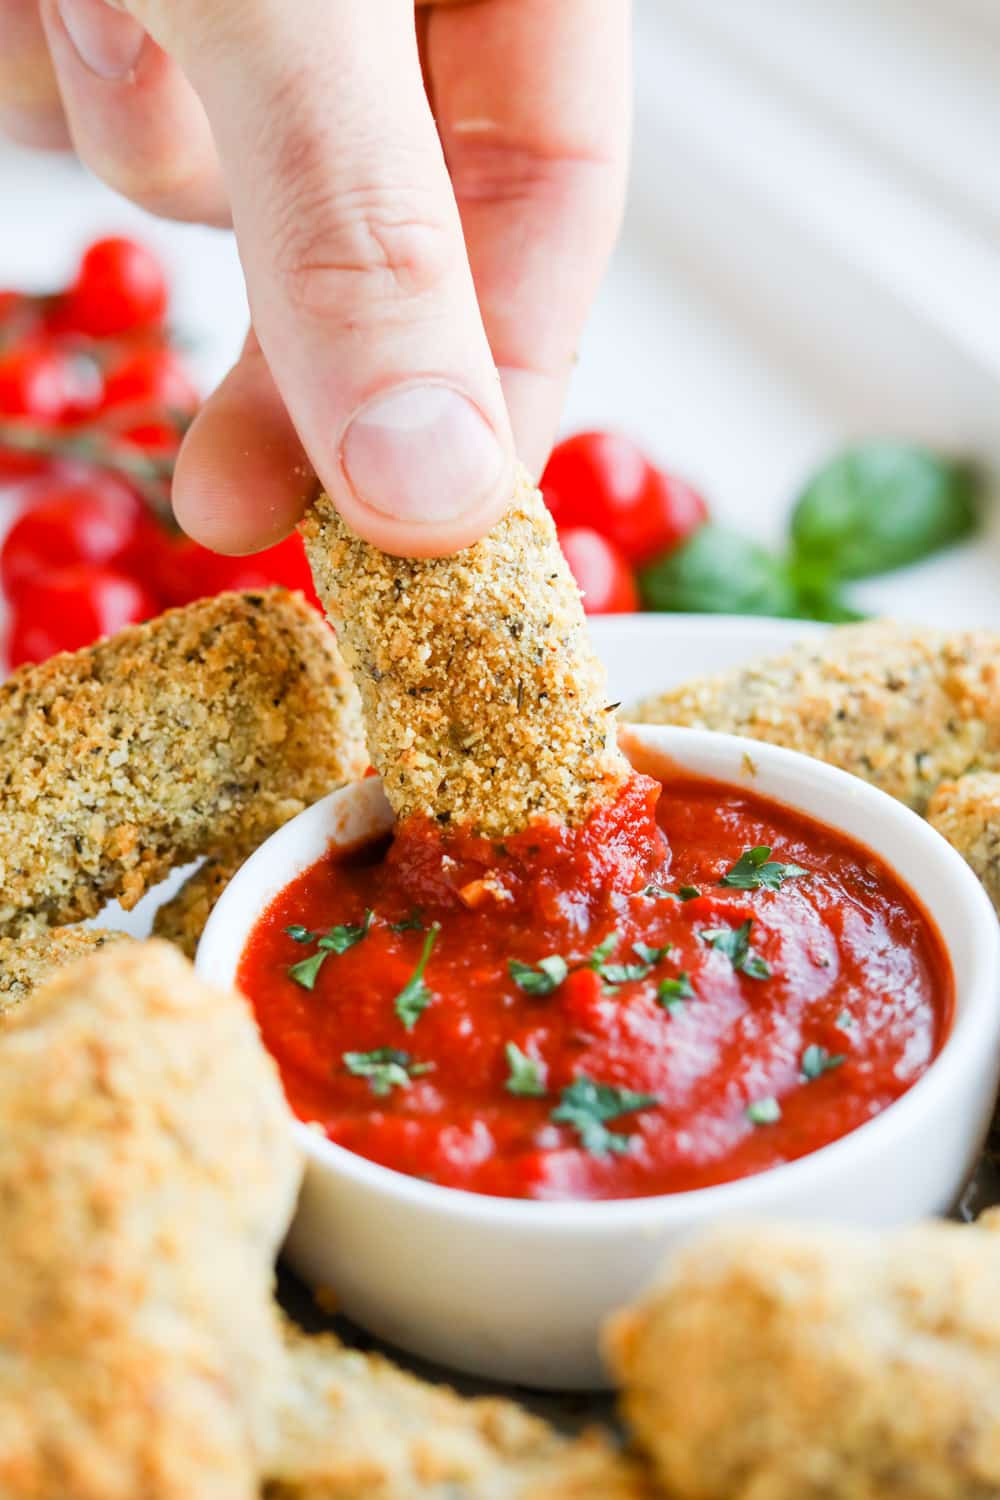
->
[608,1220,1000,1500]
[0,941,301,1500]
[267,1326,654,1500]
[300,467,628,837]
[0,925,129,1012]
[153,847,264,958]
[928,771,1000,911]
[0,589,366,935]
[631,621,1000,813]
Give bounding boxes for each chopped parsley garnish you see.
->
[657,972,694,1012]
[343,1048,431,1096]
[285,924,315,943]
[287,909,375,990]
[720,846,808,892]
[389,911,425,933]
[836,1010,856,1031]
[504,1043,547,1097]
[550,1075,659,1157]
[394,923,440,1029]
[678,885,701,901]
[599,960,652,987]
[588,932,620,967]
[643,883,679,900]
[746,1096,782,1126]
[701,919,771,980]
[801,1044,846,1081]
[508,955,569,996]
[632,941,672,966]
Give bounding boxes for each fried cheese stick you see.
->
[0,943,650,1499]
[0,924,128,1012]
[0,589,366,935]
[928,772,1000,913]
[300,467,628,837]
[269,1327,654,1500]
[152,848,252,957]
[608,1220,1000,1500]
[0,941,300,1500]
[631,622,1000,814]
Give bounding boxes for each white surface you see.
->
[195,707,1000,1389]
[3,0,1000,625]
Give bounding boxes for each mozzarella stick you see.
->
[0,941,300,1500]
[928,771,1000,912]
[0,925,128,1012]
[270,1326,655,1500]
[631,622,1000,814]
[300,467,628,837]
[0,589,366,935]
[153,848,251,958]
[607,1220,1000,1500]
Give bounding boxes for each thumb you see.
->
[133,0,515,555]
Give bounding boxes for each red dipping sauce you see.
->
[238,773,953,1202]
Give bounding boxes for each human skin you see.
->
[0,0,631,559]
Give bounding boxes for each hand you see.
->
[1,0,630,557]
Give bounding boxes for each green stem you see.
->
[0,419,176,528]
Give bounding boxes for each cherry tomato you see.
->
[557,526,638,614]
[542,432,709,566]
[0,342,75,420]
[101,347,199,416]
[6,565,159,667]
[0,343,82,479]
[117,419,183,459]
[154,532,322,610]
[65,237,168,337]
[0,476,147,601]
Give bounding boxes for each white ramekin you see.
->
[197,725,1000,1390]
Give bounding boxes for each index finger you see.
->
[427,0,631,475]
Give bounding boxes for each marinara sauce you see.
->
[238,773,952,1201]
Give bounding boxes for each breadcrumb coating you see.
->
[0,925,128,1012]
[631,621,1000,814]
[0,942,301,1500]
[267,1326,654,1500]
[154,846,268,958]
[928,771,1000,912]
[300,467,628,837]
[0,589,366,935]
[608,1219,1000,1500]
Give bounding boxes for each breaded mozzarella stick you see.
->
[608,1220,1000,1500]
[631,622,1000,814]
[928,771,1000,912]
[0,589,366,934]
[301,467,628,837]
[0,925,128,1012]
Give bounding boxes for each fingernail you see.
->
[57,0,145,81]
[341,384,508,525]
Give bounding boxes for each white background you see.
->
[2,0,1000,623]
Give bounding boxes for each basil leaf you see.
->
[343,1048,431,1097]
[801,1044,846,1081]
[720,846,808,891]
[319,909,374,954]
[746,1096,782,1126]
[657,972,694,1012]
[588,932,620,967]
[504,1043,547,1097]
[678,885,701,901]
[632,941,672,965]
[701,919,771,980]
[394,924,440,1030]
[287,950,328,991]
[390,912,424,933]
[551,1075,659,1157]
[639,525,798,617]
[790,442,979,581]
[285,924,316,944]
[508,955,569,997]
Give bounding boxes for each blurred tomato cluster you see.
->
[0,236,318,669]
[541,431,708,614]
